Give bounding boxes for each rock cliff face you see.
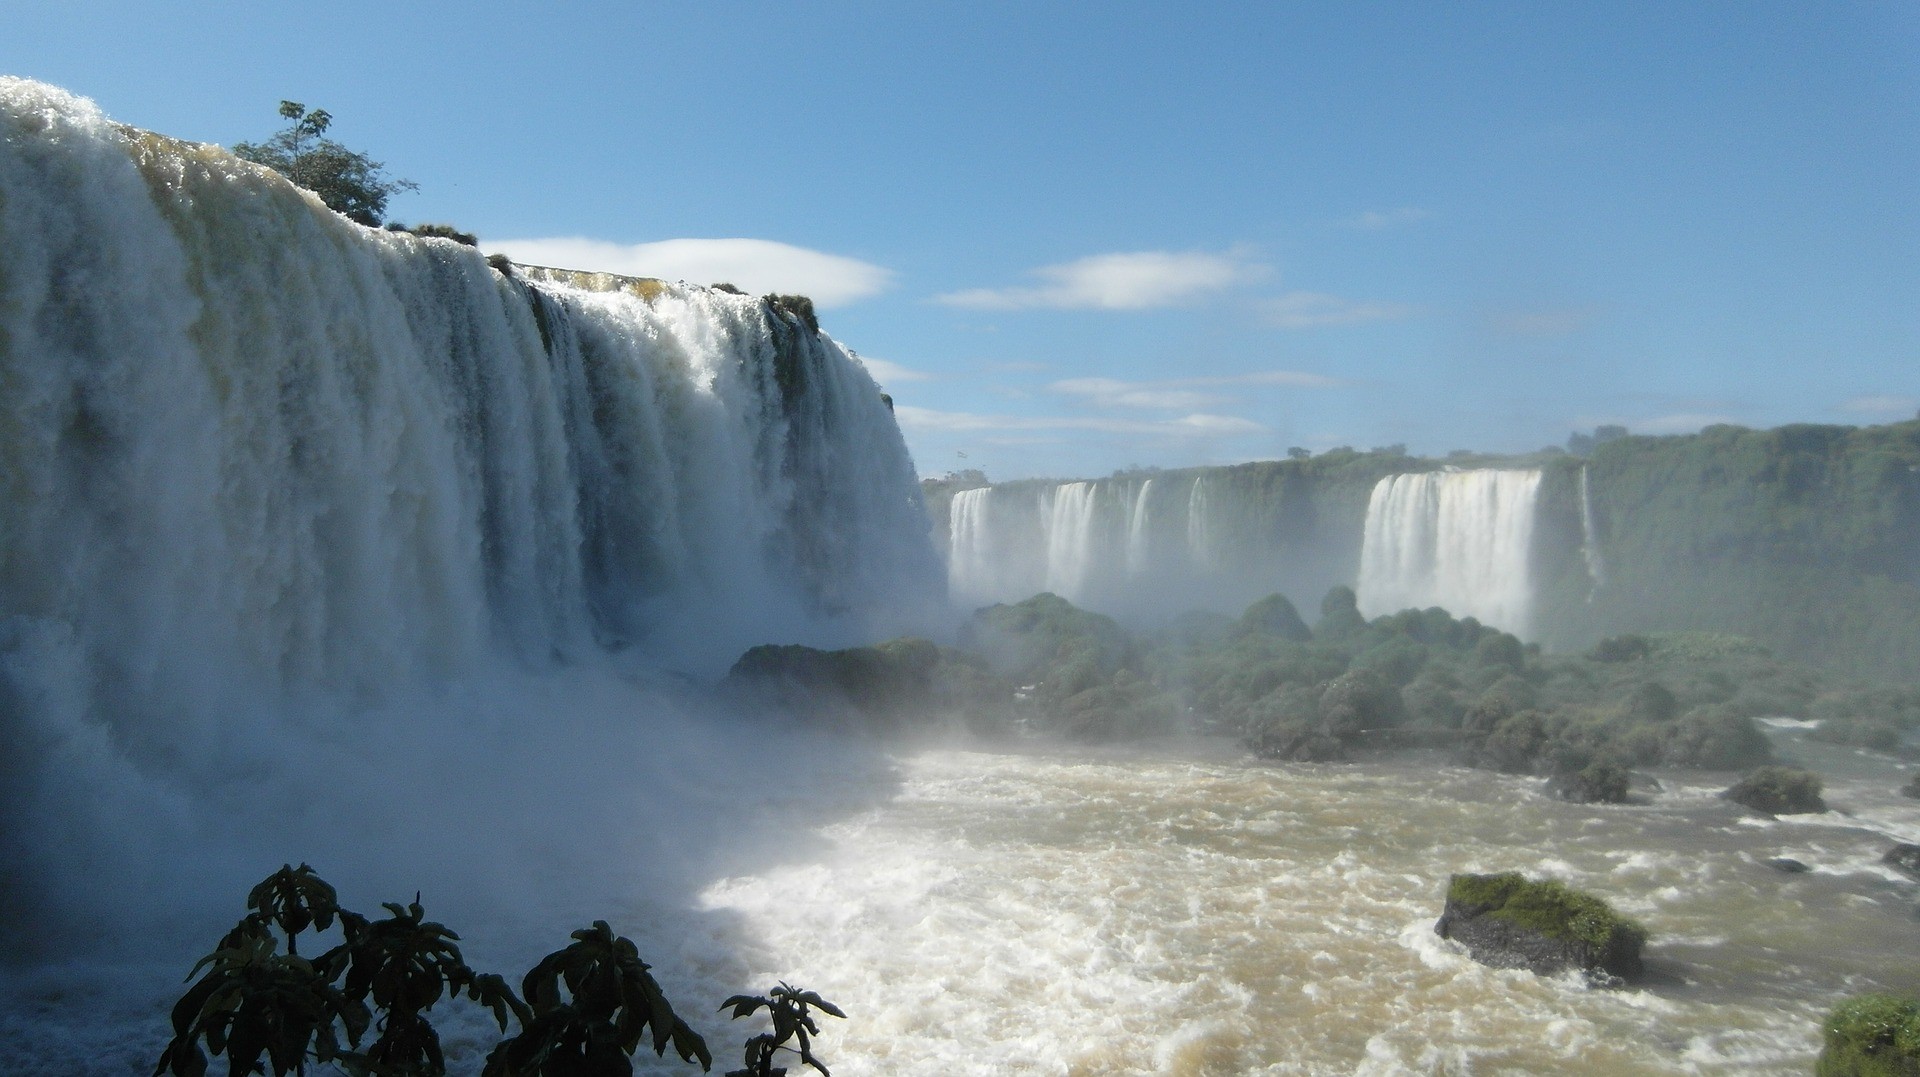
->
[1434,873,1646,983]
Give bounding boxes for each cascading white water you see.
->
[1579,464,1606,599]
[1185,474,1213,569]
[1356,469,1543,636]
[0,79,940,951]
[1124,478,1154,576]
[946,486,1048,609]
[1041,482,1101,599]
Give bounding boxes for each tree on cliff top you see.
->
[234,101,416,226]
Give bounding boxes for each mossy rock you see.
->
[1722,765,1827,815]
[1435,872,1647,982]
[1817,993,1920,1076]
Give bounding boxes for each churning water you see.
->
[699,726,1920,1075]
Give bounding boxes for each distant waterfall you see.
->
[1125,479,1155,575]
[1578,465,1606,599]
[1186,475,1213,569]
[1356,470,1543,636]
[946,478,1164,609]
[1042,483,1101,598]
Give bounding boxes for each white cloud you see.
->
[1840,394,1918,417]
[1050,378,1224,411]
[1345,207,1431,230]
[935,250,1262,310]
[483,237,894,307]
[1049,369,1344,410]
[855,356,931,385]
[1262,291,1415,329]
[894,405,1264,437]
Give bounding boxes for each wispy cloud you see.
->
[1049,369,1344,410]
[483,237,894,307]
[895,405,1265,437]
[1840,394,1918,418]
[854,356,931,384]
[1261,291,1414,329]
[1344,206,1430,230]
[935,250,1263,311]
[1050,378,1223,411]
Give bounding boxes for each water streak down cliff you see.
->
[0,80,940,938]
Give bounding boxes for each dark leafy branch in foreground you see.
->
[155,864,836,1077]
[720,983,846,1077]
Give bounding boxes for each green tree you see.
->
[234,101,417,226]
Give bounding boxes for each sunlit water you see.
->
[700,727,1919,1075]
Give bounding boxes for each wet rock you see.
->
[1765,857,1811,874]
[1721,765,1826,815]
[1434,872,1646,984]
[1546,760,1631,804]
[1883,844,1920,882]
[1902,773,1920,800]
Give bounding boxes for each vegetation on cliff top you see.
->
[233,101,416,227]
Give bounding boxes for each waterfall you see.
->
[1125,478,1155,576]
[1579,465,1606,599]
[1042,482,1101,599]
[0,79,941,943]
[946,486,1046,608]
[1186,475,1213,570]
[1356,469,1543,636]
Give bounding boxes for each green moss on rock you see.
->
[1818,994,1920,1076]
[1445,873,1646,951]
[1723,765,1827,815]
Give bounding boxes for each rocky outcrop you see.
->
[723,637,1010,733]
[1721,766,1827,815]
[1882,844,1920,882]
[1817,994,1920,1076]
[1434,872,1647,983]
[1546,760,1631,804]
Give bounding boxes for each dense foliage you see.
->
[727,586,1912,796]
[233,102,417,226]
[1537,420,1920,678]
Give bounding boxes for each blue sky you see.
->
[10,2,1916,481]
